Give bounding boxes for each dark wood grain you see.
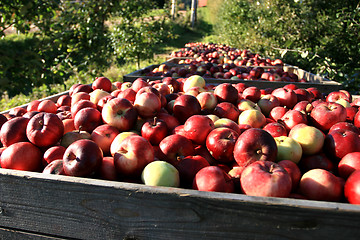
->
[0,168,359,240]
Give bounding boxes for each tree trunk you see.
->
[191,0,197,29]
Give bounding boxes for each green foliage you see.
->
[216,0,360,93]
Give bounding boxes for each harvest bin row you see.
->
[1,85,360,239]
[123,62,343,94]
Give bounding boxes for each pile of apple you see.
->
[1,74,360,205]
[147,62,304,83]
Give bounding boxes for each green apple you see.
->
[274,136,303,163]
[183,75,205,92]
[141,161,180,187]
[288,123,325,155]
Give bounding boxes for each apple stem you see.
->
[269,163,275,173]
[153,117,157,126]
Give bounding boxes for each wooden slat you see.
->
[0,168,360,239]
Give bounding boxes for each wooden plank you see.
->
[0,168,360,240]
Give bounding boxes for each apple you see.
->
[97,95,116,112]
[329,122,360,135]
[338,152,360,179]
[37,99,57,114]
[206,127,239,163]
[74,107,102,133]
[43,145,66,166]
[27,100,41,112]
[173,94,201,123]
[0,117,29,147]
[134,92,161,119]
[1,142,43,171]
[91,124,120,156]
[8,107,27,118]
[271,87,297,109]
[92,76,112,92]
[113,135,154,177]
[274,136,302,164]
[278,160,302,192]
[213,102,240,122]
[63,139,103,177]
[346,106,358,122]
[326,91,351,103]
[156,112,180,132]
[324,129,360,161]
[269,106,288,121]
[299,169,343,202]
[263,122,287,138]
[240,161,292,198]
[196,91,218,113]
[344,170,360,204]
[299,153,335,173]
[159,134,195,165]
[193,166,234,193]
[69,83,81,96]
[294,88,312,102]
[98,156,118,181]
[131,78,150,93]
[71,99,97,118]
[89,89,110,105]
[310,102,347,132]
[176,155,210,187]
[101,98,138,131]
[141,161,180,187]
[71,92,91,106]
[183,115,215,145]
[233,128,278,168]
[214,83,238,104]
[120,82,132,91]
[60,130,91,148]
[279,109,308,131]
[288,123,325,155]
[42,159,65,175]
[162,77,180,93]
[237,99,261,112]
[213,118,244,135]
[238,109,266,128]
[242,86,261,103]
[62,118,76,134]
[141,117,168,145]
[257,94,280,117]
[117,88,137,104]
[293,101,313,114]
[182,75,206,93]
[110,131,138,156]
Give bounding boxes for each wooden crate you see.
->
[1,168,360,239]
[123,64,343,93]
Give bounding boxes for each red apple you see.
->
[113,135,154,177]
[43,145,66,166]
[132,78,150,92]
[242,86,261,103]
[269,106,288,121]
[324,129,360,161]
[117,88,137,104]
[214,83,238,104]
[74,107,102,133]
[338,152,360,179]
[257,94,280,117]
[37,99,57,113]
[206,127,239,163]
[0,117,29,147]
[159,134,195,165]
[173,94,201,123]
[240,161,292,198]
[213,102,240,122]
[183,115,215,145]
[101,98,138,131]
[156,112,180,132]
[63,139,103,177]
[233,128,278,168]
[271,87,297,109]
[299,168,343,202]
[196,91,218,112]
[263,122,287,138]
[134,92,162,119]
[176,155,210,187]
[310,102,347,132]
[344,170,360,204]
[1,142,43,171]
[71,92,91,106]
[91,124,120,156]
[56,95,72,107]
[280,109,308,131]
[299,153,335,173]
[278,159,302,192]
[99,156,118,181]
[27,100,41,112]
[42,159,65,175]
[193,166,234,193]
[141,117,168,145]
[328,122,360,135]
[92,76,112,92]
[71,99,97,118]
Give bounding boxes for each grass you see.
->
[0,6,217,112]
